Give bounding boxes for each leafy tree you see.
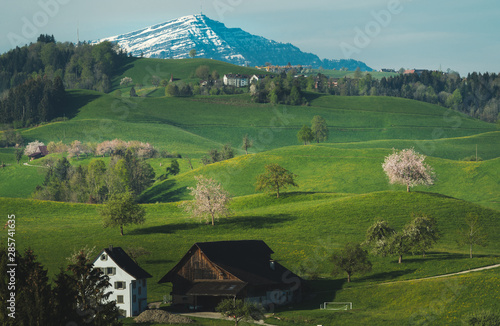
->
[216,299,264,326]
[165,84,179,97]
[405,214,440,257]
[221,143,234,160]
[363,220,395,256]
[242,134,253,155]
[100,191,146,235]
[14,147,23,164]
[457,213,488,258]
[183,175,232,226]
[256,163,298,198]
[195,65,210,79]
[297,125,314,145]
[386,230,412,264]
[382,148,435,192]
[331,243,372,282]
[189,49,197,58]
[130,86,137,97]
[311,116,329,143]
[166,159,180,176]
[66,250,121,325]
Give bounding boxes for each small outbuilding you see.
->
[93,245,152,317]
[28,145,48,160]
[158,240,303,311]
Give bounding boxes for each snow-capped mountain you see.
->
[96,14,372,71]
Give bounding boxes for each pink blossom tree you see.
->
[24,140,45,156]
[382,148,435,192]
[183,175,232,226]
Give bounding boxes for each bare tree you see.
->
[457,213,488,258]
[182,175,232,226]
[382,148,435,192]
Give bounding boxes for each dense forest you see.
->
[0,35,128,127]
[250,70,500,122]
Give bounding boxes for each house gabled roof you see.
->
[159,240,301,286]
[94,246,152,280]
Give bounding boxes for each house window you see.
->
[138,286,142,295]
[106,267,116,275]
[114,281,126,290]
[117,295,124,304]
[133,295,137,303]
[142,279,146,287]
[100,254,107,261]
[132,281,136,289]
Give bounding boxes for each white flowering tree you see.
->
[382,148,435,192]
[183,175,232,226]
[24,140,45,156]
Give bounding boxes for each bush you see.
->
[465,310,500,326]
[462,155,483,162]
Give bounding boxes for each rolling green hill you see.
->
[0,190,499,324]
[1,67,499,325]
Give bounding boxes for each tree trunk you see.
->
[211,212,215,226]
[347,273,351,283]
[276,186,280,199]
[470,244,473,258]
[407,184,410,192]
[120,225,124,236]
[398,255,402,264]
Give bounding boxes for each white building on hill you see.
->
[93,246,152,317]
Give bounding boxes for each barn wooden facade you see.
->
[158,240,303,311]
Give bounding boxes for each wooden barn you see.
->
[158,240,303,311]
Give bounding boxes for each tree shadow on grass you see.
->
[129,214,295,235]
[138,179,188,203]
[356,269,417,283]
[283,278,347,311]
[402,251,497,263]
[218,214,295,229]
[63,92,102,119]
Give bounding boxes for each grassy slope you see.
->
[1,192,499,299]
[112,57,266,89]
[268,269,500,326]
[139,146,500,210]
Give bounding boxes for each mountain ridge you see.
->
[96,14,373,71]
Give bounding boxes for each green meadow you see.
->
[0,58,499,325]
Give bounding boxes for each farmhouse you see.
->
[223,74,249,87]
[92,246,152,317]
[158,240,303,311]
[28,145,48,160]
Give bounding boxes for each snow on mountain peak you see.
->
[95,14,372,70]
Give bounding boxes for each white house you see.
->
[92,246,152,317]
[223,74,249,87]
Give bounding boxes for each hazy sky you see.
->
[1,0,499,75]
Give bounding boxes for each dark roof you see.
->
[28,146,49,158]
[186,281,247,296]
[159,240,301,286]
[94,246,152,279]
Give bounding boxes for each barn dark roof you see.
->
[94,246,152,280]
[159,240,300,286]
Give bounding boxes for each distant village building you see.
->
[28,146,48,161]
[223,74,249,87]
[159,240,303,311]
[380,68,396,73]
[93,246,152,317]
[404,69,428,76]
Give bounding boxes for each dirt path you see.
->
[379,263,500,285]
[180,312,275,326]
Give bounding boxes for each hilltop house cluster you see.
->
[222,74,275,87]
[91,240,302,317]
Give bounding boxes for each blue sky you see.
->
[1,0,499,75]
